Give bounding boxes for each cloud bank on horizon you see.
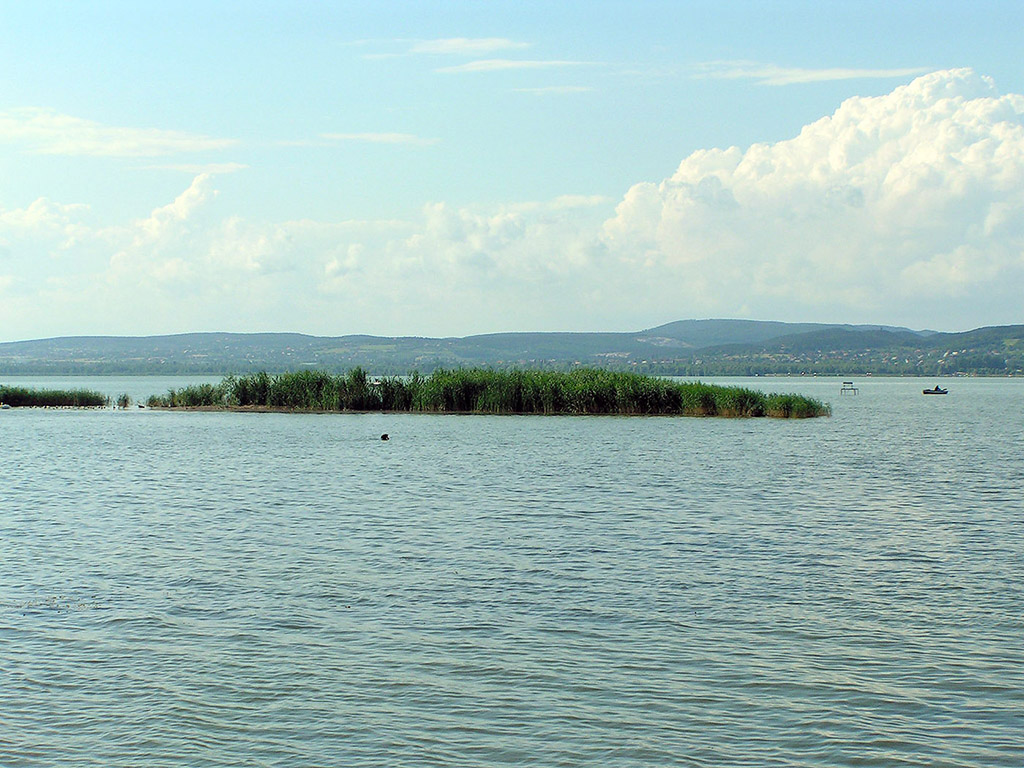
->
[1,68,1022,339]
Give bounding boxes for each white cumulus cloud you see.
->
[602,68,1024,328]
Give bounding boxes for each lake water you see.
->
[2,377,1022,767]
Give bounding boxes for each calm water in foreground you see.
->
[2,377,1022,767]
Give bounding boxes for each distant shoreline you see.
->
[2,321,1021,378]
[1,370,1018,379]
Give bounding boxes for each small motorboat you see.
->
[923,385,948,395]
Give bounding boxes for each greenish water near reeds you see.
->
[146,367,829,418]
[1,376,1021,767]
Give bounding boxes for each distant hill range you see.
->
[1,320,1021,376]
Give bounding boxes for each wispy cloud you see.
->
[358,37,530,60]
[411,38,530,56]
[140,162,249,174]
[513,86,595,95]
[321,132,440,146]
[436,59,586,74]
[693,61,930,86]
[0,107,235,156]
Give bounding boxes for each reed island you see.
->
[0,385,108,408]
[145,368,830,418]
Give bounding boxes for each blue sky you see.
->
[2,1,1023,339]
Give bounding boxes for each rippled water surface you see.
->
[2,377,1022,766]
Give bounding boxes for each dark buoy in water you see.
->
[381,433,389,441]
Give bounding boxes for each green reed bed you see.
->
[147,368,830,418]
[0,385,109,408]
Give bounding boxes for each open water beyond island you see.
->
[1,377,1022,767]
